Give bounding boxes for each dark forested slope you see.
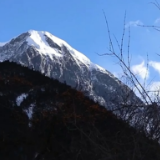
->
[0,61,160,160]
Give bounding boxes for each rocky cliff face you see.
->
[0,30,142,110]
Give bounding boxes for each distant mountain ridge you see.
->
[0,30,142,110]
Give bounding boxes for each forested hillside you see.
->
[0,61,160,160]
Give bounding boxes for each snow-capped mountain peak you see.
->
[27,30,107,73]
[27,30,89,63]
[27,30,62,59]
[0,30,142,109]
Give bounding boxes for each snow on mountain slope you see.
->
[0,30,142,110]
[27,30,107,73]
[0,42,7,46]
[27,30,62,59]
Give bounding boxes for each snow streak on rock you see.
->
[16,93,28,106]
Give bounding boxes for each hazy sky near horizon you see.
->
[1,0,160,94]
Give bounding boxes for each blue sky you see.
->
[1,0,160,97]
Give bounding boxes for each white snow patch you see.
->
[27,30,62,59]
[90,62,106,73]
[24,103,35,127]
[16,93,28,106]
[0,42,7,46]
[24,104,34,120]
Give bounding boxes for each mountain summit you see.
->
[0,30,141,110]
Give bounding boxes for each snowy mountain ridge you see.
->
[1,30,107,73]
[27,30,113,74]
[0,30,141,109]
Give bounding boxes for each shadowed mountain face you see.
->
[0,30,142,110]
[0,61,160,160]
